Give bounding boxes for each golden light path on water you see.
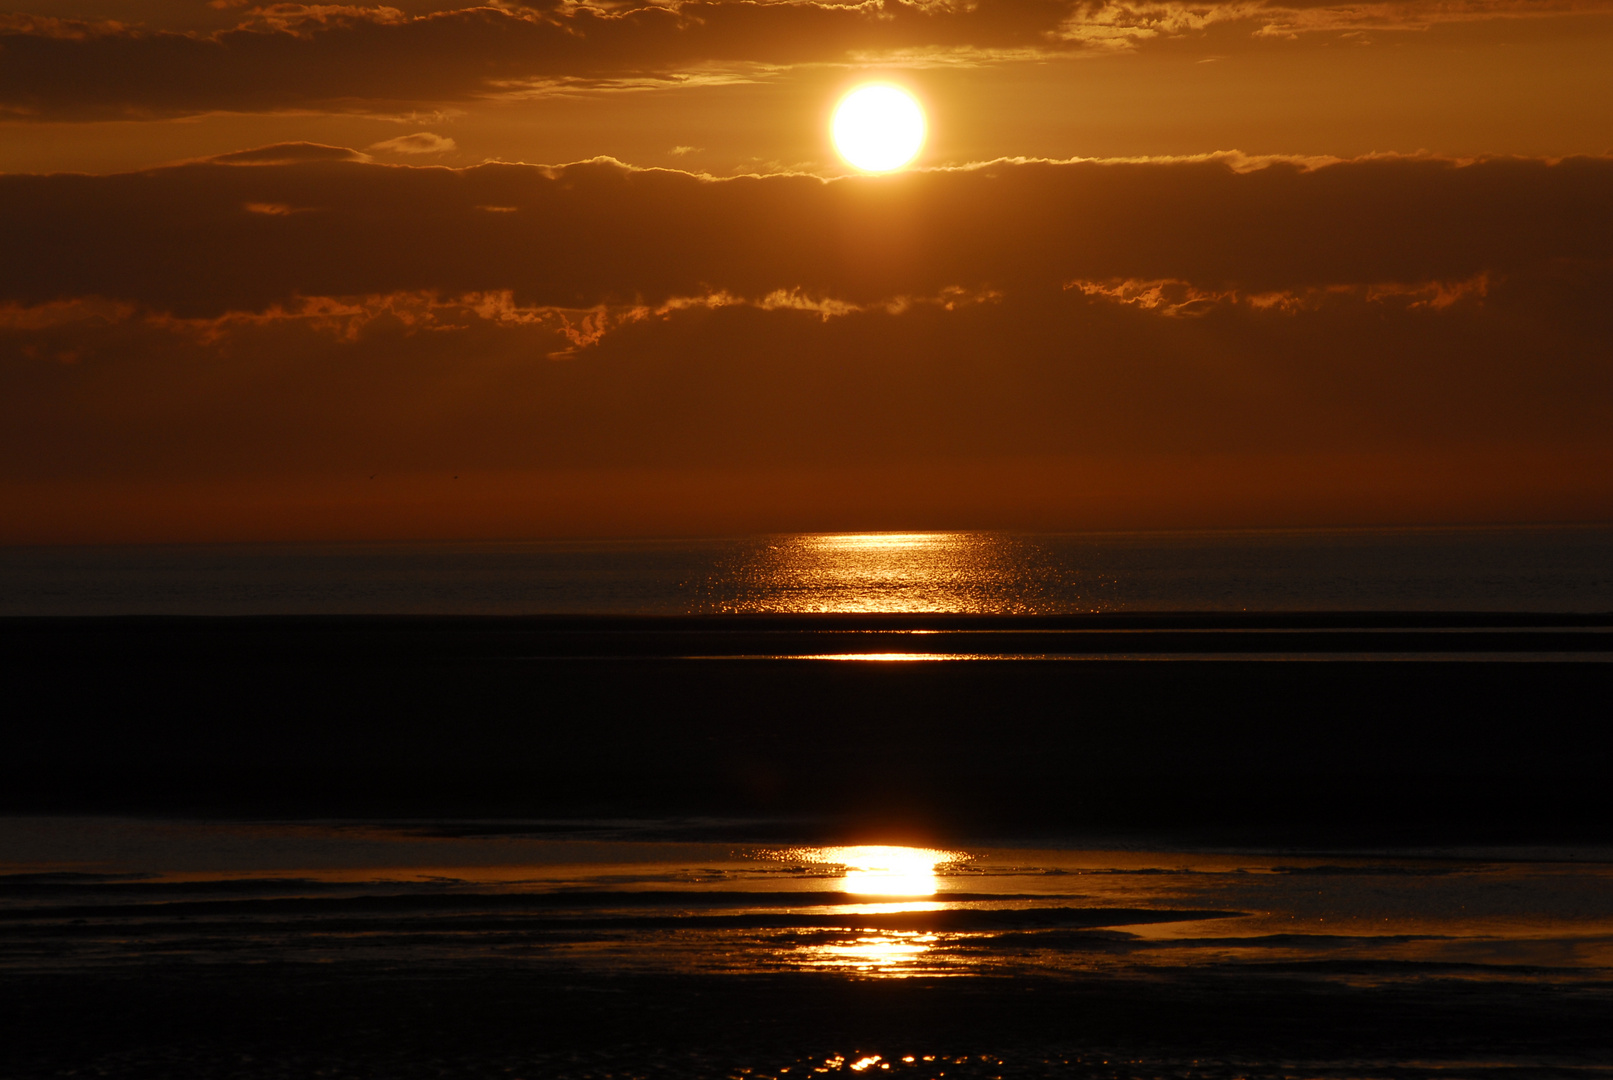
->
[709,532,1081,615]
[772,845,967,974]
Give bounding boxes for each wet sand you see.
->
[9,964,1612,1079]
[5,821,1613,1079]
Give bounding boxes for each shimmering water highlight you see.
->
[2,525,1610,615]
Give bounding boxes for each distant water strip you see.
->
[3,526,1610,615]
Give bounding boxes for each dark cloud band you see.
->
[2,151,1609,316]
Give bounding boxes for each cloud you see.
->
[3,0,1611,119]
[367,131,456,155]
[1062,273,1493,316]
[2,151,1609,317]
[4,273,1612,539]
[2,149,1610,536]
[0,1,1067,119]
[210,141,371,165]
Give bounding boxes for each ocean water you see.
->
[4,818,1611,1078]
[2,525,1611,615]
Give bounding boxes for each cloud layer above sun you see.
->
[5,0,1613,119]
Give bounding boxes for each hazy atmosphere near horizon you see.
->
[5,2,1613,1079]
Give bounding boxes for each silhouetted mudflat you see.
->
[4,614,1610,843]
[7,963,1611,1080]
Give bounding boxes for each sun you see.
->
[831,84,926,173]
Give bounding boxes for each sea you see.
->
[4,526,1612,1078]
[2,524,1611,615]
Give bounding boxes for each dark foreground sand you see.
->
[8,963,1612,1079]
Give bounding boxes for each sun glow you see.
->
[831,84,926,172]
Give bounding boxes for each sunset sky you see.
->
[3,0,1611,541]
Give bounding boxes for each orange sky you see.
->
[2,0,1612,541]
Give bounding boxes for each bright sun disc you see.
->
[832,84,926,172]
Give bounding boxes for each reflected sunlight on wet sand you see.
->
[6,820,1613,1076]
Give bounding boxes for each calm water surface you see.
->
[3,526,1610,614]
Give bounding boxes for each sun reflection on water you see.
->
[774,845,967,896]
[703,532,1076,614]
[808,533,947,550]
[797,931,942,975]
[756,845,968,976]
